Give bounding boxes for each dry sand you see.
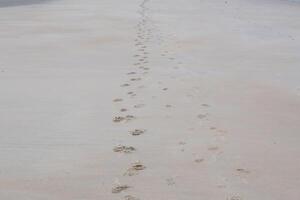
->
[0,0,300,199]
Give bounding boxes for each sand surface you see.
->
[0,0,51,7]
[0,0,300,199]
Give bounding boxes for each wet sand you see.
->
[0,0,300,199]
[0,0,51,7]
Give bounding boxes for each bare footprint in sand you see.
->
[130,129,146,136]
[124,161,146,176]
[124,195,140,200]
[113,145,136,153]
[112,185,130,194]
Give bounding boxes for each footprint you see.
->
[121,83,130,87]
[113,116,125,123]
[236,168,251,174]
[124,195,140,200]
[130,129,146,136]
[113,115,135,123]
[127,72,137,75]
[124,161,146,176]
[134,104,145,108]
[125,115,135,121]
[113,98,123,102]
[217,184,226,189]
[195,158,204,163]
[130,78,142,81]
[197,114,207,119]
[227,196,243,200]
[112,185,130,194]
[166,178,176,186]
[113,145,136,153]
[208,146,219,151]
[120,108,128,112]
[128,92,137,97]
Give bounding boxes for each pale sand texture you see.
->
[0,0,300,199]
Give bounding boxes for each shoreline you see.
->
[0,0,53,7]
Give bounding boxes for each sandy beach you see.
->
[0,0,300,199]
